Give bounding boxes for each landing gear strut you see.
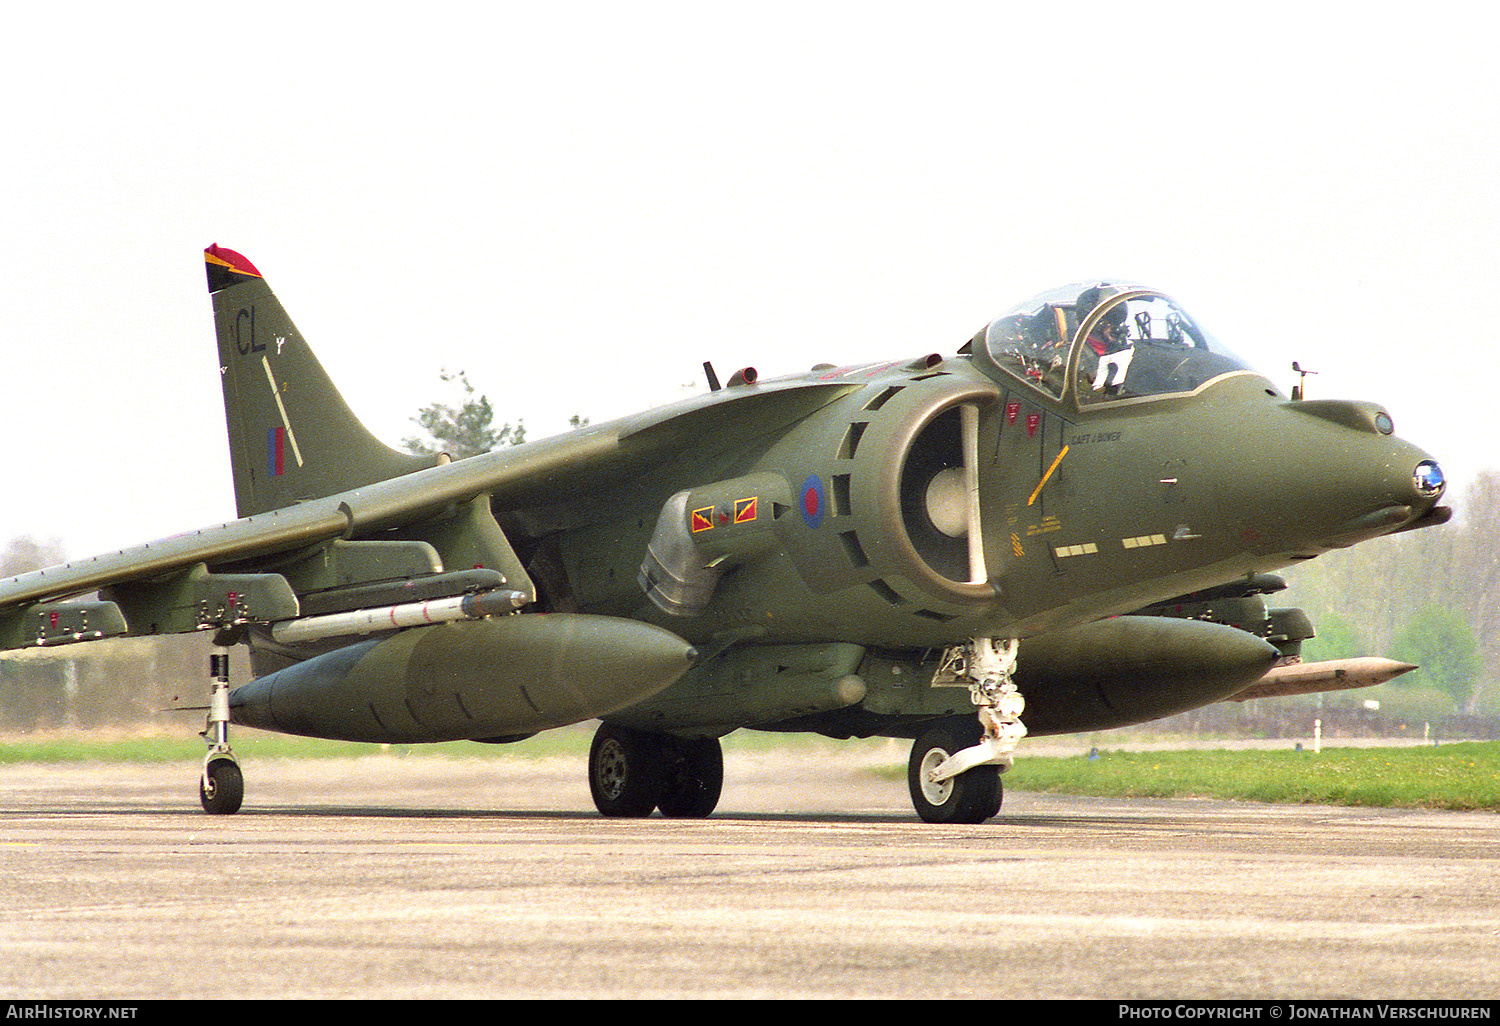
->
[588,723,723,819]
[911,637,1026,824]
[199,629,244,815]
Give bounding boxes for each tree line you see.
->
[1282,471,1499,714]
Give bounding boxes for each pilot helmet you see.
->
[1076,284,1126,332]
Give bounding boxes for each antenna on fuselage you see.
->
[1291,361,1318,401]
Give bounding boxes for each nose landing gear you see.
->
[911,638,1025,824]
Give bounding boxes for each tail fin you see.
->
[205,245,431,518]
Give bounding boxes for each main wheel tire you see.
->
[656,737,724,819]
[908,722,1002,824]
[200,758,244,815]
[589,724,667,817]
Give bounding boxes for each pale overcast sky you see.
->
[2,3,1495,558]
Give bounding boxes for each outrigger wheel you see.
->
[588,723,723,819]
[199,627,244,815]
[200,758,244,816]
[908,718,1003,824]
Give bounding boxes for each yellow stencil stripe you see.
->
[1027,444,1069,507]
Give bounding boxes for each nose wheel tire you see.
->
[908,722,1002,824]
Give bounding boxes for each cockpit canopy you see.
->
[972,283,1259,406]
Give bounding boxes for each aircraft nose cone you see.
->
[1220,399,1451,553]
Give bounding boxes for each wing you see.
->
[0,246,860,649]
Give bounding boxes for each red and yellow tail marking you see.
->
[204,244,262,278]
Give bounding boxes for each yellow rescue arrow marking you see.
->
[1027,444,1069,507]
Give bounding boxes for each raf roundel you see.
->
[800,474,826,529]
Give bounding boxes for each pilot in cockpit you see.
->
[982,284,1248,405]
[1078,287,1134,394]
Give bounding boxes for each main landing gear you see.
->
[588,722,723,819]
[909,637,1026,824]
[199,630,244,815]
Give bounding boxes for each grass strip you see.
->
[0,724,868,765]
[0,730,579,764]
[1002,742,1500,812]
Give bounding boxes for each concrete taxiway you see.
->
[0,748,1496,999]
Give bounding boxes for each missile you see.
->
[231,613,696,743]
[269,588,528,644]
[1226,657,1418,702]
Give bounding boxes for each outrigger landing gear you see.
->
[910,638,1026,824]
[199,629,244,815]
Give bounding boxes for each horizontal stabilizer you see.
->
[1227,657,1417,702]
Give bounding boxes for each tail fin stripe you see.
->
[261,356,305,468]
[267,427,285,477]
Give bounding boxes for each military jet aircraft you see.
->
[0,247,1449,821]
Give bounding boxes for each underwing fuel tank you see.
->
[1017,616,1280,735]
[229,614,697,743]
